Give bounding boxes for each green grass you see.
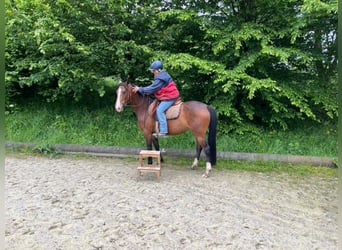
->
[166,157,337,178]
[5,100,338,158]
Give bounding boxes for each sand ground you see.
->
[5,155,338,249]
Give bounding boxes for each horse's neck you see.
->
[131,94,150,114]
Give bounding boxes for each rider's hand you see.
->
[132,86,140,93]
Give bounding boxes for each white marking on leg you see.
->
[202,162,212,178]
[115,88,123,112]
[191,158,198,169]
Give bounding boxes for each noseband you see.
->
[119,81,147,108]
[119,82,132,107]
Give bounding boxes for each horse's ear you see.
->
[126,79,136,87]
[119,80,126,86]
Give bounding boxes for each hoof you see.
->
[191,158,198,170]
[202,173,209,178]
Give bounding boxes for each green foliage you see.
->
[5,0,338,132]
[33,143,61,156]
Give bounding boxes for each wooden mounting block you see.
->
[137,150,161,179]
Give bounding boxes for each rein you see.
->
[120,82,151,109]
[119,82,152,129]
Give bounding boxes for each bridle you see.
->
[118,81,131,107]
[118,80,152,128]
[118,81,148,108]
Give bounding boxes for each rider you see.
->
[132,60,180,138]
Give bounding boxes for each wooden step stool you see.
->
[137,150,161,179]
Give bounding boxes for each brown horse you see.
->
[115,80,217,177]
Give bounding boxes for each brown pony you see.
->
[115,80,217,177]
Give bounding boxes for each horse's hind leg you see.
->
[203,144,212,178]
[191,143,202,170]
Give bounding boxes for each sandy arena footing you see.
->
[5,155,338,249]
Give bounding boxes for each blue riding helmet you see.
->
[149,61,163,71]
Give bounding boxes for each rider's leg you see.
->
[157,100,176,134]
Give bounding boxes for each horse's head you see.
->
[115,80,132,112]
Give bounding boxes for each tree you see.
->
[5,0,337,132]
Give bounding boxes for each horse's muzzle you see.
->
[115,106,123,112]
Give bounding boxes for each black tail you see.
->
[207,106,217,165]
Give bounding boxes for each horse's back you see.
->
[183,100,210,113]
[166,100,214,137]
[181,101,211,127]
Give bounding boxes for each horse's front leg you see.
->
[145,136,153,165]
[152,136,164,163]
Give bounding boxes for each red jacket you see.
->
[155,81,180,101]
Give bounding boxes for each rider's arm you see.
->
[138,79,164,95]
